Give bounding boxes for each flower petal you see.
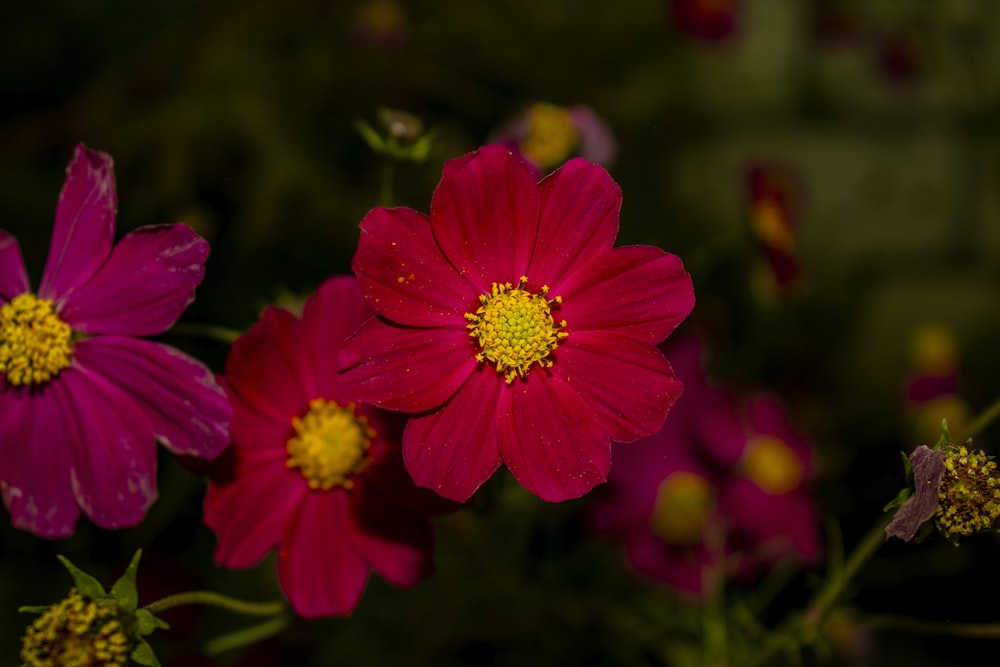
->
[352,207,477,328]
[58,224,209,336]
[569,106,618,165]
[430,145,540,289]
[558,245,694,344]
[348,485,434,587]
[74,337,232,458]
[0,386,80,537]
[0,231,29,301]
[553,331,684,443]
[39,144,116,303]
[526,158,622,283]
[278,491,370,618]
[229,386,294,451]
[499,374,610,501]
[402,369,504,501]
[339,317,476,412]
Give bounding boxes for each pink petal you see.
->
[74,337,232,458]
[58,224,208,336]
[58,367,158,530]
[553,331,684,443]
[499,374,610,501]
[339,317,476,412]
[0,387,80,537]
[352,207,478,328]
[39,144,116,303]
[402,369,504,501]
[430,145,540,289]
[0,231,29,301]
[278,491,370,618]
[626,532,714,597]
[745,394,814,474]
[525,158,621,284]
[569,106,618,165]
[558,245,694,344]
[348,485,433,587]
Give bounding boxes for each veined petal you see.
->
[339,317,475,412]
[403,369,503,501]
[526,158,621,283]
[74,337,232,459]
[430,145,540,289]
[348,486,433,587]
[278,491,370,618]
[558,246,694,344]
[39,144,116,303]
[58,224,209,336]
[553,331,683,443]
[0,231,29,301]
[500,374,610,501]
[0,386,80,537]
[352,207,477,328]
[230,387,294,451]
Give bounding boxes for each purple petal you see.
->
[0,231,29,301]
[39,144,116,303]
[348,484,434,587]
[430,145,540,289]
[352,207,478,328]
[58,224,209,336]
[74,337,232,459]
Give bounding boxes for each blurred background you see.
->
[3,0,1000,665]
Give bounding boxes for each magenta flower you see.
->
[204,276,451,618]
[340,145,695,502]
[0,144,232,537]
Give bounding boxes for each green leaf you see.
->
[934,419,951,448]
[355,120,386,153]
[110,549,142,612]
[130,639,162,667]
[883,486,911,512]
[18,605,50,614]
[57,555,106,599]
[135,608,170,636]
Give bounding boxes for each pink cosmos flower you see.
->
[340,145,695,502]
[204,276,451,618]
[0,144,232,538]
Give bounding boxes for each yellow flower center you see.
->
[286,398,375,491]
[21,589,130,667]
[750,201,795,254]
[0,293,73,387]
[649,471,716,545]
[741,436,803,495]
[935,445,1000,540]
[520,103,579,170]
[465,277,567,384]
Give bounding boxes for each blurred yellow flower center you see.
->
[935,445,1000,540]
[287,398,374,491]
[465,277,567,384]
[21,588,130,667]
[520,103,579,170]
[742,436,802,495]
[751,201,795,253]
[650,471,715,545]
[0,293,73,386]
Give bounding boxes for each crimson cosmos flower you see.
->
[204,276,450,618]
[339,145,695,502]
[0,144,232,537]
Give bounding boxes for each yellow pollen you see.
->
[935,445,1000,540]
[520,103,580,170]
[286,398,375,491]
[465,277,567,384]
[0,293,73,386]
[741,436,803,495]
[21,589,130,667]
[649,471,716,545]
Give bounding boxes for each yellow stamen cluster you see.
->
[21,589,130,667]
[649,471,716,545]
[741,436,803,495]
[465,277,567,384]
[520,103,579,170]
[935,445,1000,540]
[0,293,73,386]
[287,398,375,491]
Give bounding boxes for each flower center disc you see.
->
[0,293,73,387]
[936,445,1000,539]
[521,103,579,170]
[20,589,130,667]
[286,398,374,490]
[465,277,567,384]
[741,436,802,495]
[650,471,715,545]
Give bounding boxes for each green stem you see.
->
[204,612,295,655]
[862,614,1000,639]
[956,393,1000,442]
[167,321,243,345]
[142,591,285,617]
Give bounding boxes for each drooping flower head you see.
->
[340,145,695,503]
[0,144,232,538]
[204,276,451,618]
